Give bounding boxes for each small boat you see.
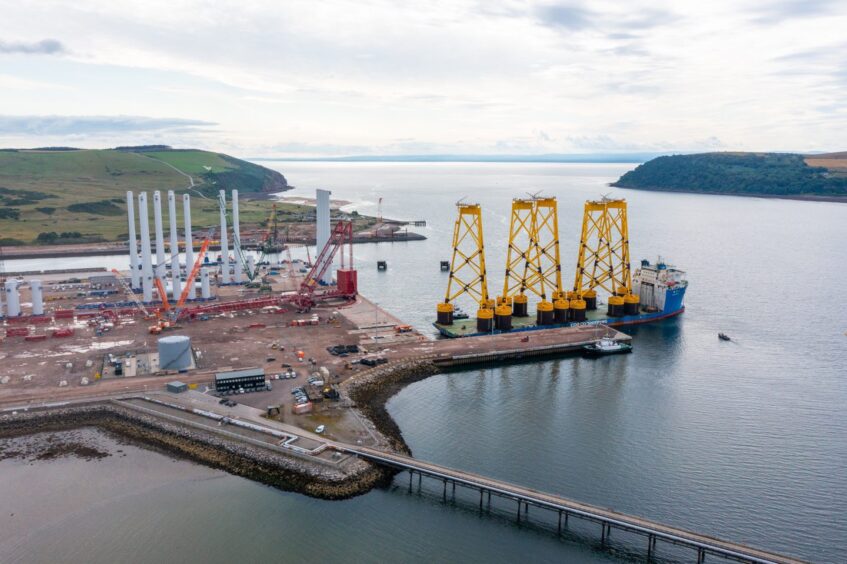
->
[315,425,325,434]
[718,333,731,341]
[582,337,632,358]
[453,307,469,320]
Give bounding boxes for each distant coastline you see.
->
[251,153,662,164]
[612,152,847,202]
[616,184,847,203]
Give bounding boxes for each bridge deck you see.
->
[342,445,805,564]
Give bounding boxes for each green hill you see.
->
[0,147,290,246]
[612,152,847,198]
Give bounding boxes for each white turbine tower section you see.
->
[138,192,154,303]
[246,255,256,279]
[183,194,195,299]
[4,280,20,317]
[200,267,211,299]
[316,189,332,283]
[167,191,182,300]
[126,191,141,290]
[153,191,166,283]
[232,189,243,283]
[31,280,44,316]
[219,190,230,284]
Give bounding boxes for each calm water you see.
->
[2,162,846,562]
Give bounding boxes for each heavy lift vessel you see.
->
[435,197,687,338]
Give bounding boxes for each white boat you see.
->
[582,337,633,357]
[315,425,326,434]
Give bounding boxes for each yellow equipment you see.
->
[499,196,564,321]
[525,197,563,300]
[437,203,491,329]
[573,198,638,314]
[500,198,536,316]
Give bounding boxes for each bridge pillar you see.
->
[452,481,456,500]
[647,534,655,560]
[409,471,413,492]
[697,548,705,563]
[442,479,447,502]
[479,489,484,511]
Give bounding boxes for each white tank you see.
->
[5,280,20,317]
[158,335,192,371]
[201,267,211,299]
[31,280,44,316]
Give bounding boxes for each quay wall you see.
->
[0,401,389,500]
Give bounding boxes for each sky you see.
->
[1,0,845,157]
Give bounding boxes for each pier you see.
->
[343,446,805,564]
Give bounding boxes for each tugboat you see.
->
[582,337,633,358]
[718,333,731,341]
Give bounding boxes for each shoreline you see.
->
[614,184,847,203]
[0,359,442,500]
[0,232,426,261]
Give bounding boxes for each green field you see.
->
[0,148,292,246]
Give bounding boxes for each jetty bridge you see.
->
[341,445,805,564]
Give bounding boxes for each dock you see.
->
[400,323,631,368]
[343,446,805,564]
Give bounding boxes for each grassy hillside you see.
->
[0,147,290,246]
[612,152,847,197]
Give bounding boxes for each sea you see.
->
[1,162,845,563]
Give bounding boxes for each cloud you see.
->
[0,38,65,55]
[534,3,594,30]
[0,115,216,135]
[750,0,838,25]
[534,3,677,32]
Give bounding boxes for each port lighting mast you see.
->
[437,203,493,331]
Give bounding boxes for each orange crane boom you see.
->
[154,277,170,311]
[175,237,211,311]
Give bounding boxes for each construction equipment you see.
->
[573,197,637,318]
[110,268,150,318]
[261,203,281,254]
[499,198,536,320]
[573,197,633,296]
[437,203,492,330]
[293,220,354,309]
[497,196,564,327]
